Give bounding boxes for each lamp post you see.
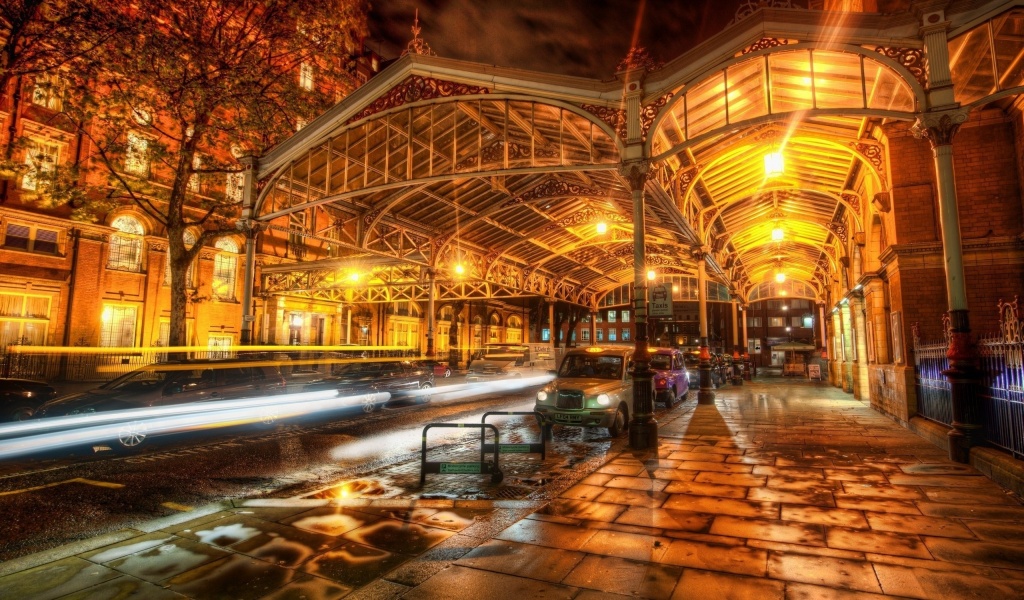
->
[622,160,657,449]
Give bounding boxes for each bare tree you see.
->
[65,0,368,347]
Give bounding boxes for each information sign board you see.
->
[648,283,673,317]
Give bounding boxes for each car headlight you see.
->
[537,390,548,402]
[596,393,610,406]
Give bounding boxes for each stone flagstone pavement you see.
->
[2,377,1024,599]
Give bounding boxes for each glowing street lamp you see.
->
[647,269,656,281]
[771,226,784,241]
[454,263,465,276]
[775,271,786,283]
[596,221,608,234]
[348,272,360,282]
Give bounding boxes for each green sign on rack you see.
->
[440,462,482,474]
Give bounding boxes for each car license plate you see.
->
[553,413,582,423]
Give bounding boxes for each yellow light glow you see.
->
[647,270,656,280]
[349,272,359,282]
[596,221,608,234]
[775,271,786,283]
[454,264,465,275]
[771,227,784,241]
[101,306,113,323]
[764,152,785,177]
[780,290,788,296]
[672,285,679,292]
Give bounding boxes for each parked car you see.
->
[35,359,289,447]
[683,351,700,386]
[1,378,57,422]
[304,360,433,411]
[534,346,634,437]
[649,348,688,408]
[413,360,451,378]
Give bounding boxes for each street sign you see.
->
[242,315,256,322]
[648,283,673,317]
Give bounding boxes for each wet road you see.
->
[0,381,555,562]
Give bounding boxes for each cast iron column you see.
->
[238,155,258,345]
[623,160,657,449]
[695,250,714,404]
[741,304,750,379]
[425,269,435,357]
[731,300,743,385]
[913,109,980,462]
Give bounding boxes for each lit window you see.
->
[803,316,814,328]
[108,215,145,272]
[596,329,603,342]
[212,239,238,300]
[608,329,617,342]
[124,132,150,177]
[21,140,61,191]
[581,329,590,341]
[31,74,63,110]
[769,317,785,327]
[621,310,630,323]
[296,116,307,131]
[299,62,315,91]
[541,328,550,342]
[208,334,233,359]
[3,223,59,254]
[0,292,51,346]
[607,311,617,323]
[100,303,138,347]
[225,171,245,203]
[621,328,630,342]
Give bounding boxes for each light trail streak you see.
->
[0,391,388,460]
[0,375,552,460]
[0,390,342,440]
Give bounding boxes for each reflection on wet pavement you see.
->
[302,541,409,587]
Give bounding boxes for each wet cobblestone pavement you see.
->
[3,378,1024,599]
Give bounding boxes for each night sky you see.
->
[367,0,748,80]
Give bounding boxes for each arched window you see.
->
[506,315,523,344]
[212,238,239,300]
[108,215,144,272]
[165,230,197,287]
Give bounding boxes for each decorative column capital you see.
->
[912,109,970,149]
[619,160,651,192]
[238,155,259,170]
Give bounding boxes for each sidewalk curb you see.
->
[0,529,141,579]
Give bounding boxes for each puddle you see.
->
[306,479,392,500]
[195,522,262,547]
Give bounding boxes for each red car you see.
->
[414,360,451,378]
[650,348,689,408]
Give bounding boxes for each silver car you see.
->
[534,347,634,437]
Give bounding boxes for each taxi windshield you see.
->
[649,355,672,370]
[558,354,623,379]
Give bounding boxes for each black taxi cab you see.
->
[534,346,633,437]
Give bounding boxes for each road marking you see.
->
[0,477,124,497]
[161,502,193,512]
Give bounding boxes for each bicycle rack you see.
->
[420,423,503,486]
[479,411,548,460]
